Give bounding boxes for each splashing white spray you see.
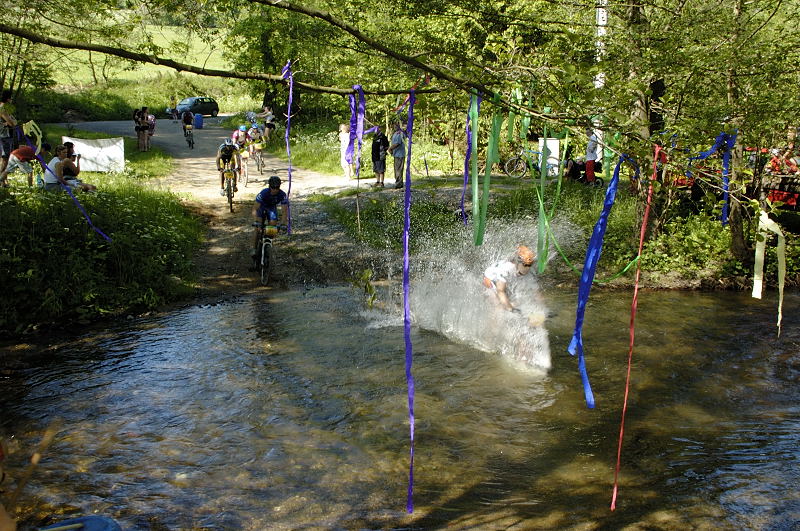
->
[368,212,585,373]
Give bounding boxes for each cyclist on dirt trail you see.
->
[231,125,250,149]
[482,245,536,313]
[247,123,264,155]
[216,139,239,196]
[181,110,194,136]
[250,175,288,261]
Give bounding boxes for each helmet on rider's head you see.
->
[251,122,258,128]
[224,138,234,146]
[268,176,281,189]
[516,245,535,266]
[239,125,247,132]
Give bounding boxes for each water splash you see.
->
[374,218,580,372]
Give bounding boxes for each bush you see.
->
[0,174,204,335]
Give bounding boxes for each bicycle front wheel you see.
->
[504,157,527,179]
[260,241,274,285]
[226,178,234,212]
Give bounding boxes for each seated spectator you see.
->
[0,144,38,187]
[43,145,96,193]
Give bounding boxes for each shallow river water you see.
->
[1,286,798,530]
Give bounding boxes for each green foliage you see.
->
[316,194,458,252]
[639,214,734,277]
[350,268,377,308]
[0,172,203,335]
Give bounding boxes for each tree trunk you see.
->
[727,0,751,265]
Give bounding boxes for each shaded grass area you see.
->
[0,130,202,336]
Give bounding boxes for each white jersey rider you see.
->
[482,245,536,312]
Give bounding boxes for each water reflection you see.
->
[0,288,797,529]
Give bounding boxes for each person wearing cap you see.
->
[216,139,239,195]
[482,245,536,312]
[250,175,288,263]
[0,144,38,187]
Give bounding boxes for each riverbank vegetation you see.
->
[2,0,800,333]
[0,135,203,336]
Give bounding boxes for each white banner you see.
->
[62,136,125,172]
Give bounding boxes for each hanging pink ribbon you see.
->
[610,145,659,511]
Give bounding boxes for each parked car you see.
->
[176,97,219,117]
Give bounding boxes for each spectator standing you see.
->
[257,106,276,140]
[585,127,598,183]
[133,106,149,152]
[371,126,389,188]
[338,124,353,179]
[389,122,406,189]
[0,144,37,187]
[0,90,18,175]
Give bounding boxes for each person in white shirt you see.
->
[585,127,599,183]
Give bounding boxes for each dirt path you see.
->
[72,119,375,299]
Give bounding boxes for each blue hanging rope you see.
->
[17,127,112,242]
[568,155,633,409]
[403,89,417,514]
[686,131,737,225]
[281,61,295,234]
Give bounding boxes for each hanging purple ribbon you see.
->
[687,132,737,225]
[346,94,357,165]
[281,61,294,234]
[568,155,631,409]
[353,85,366,179]
[19,129,111,242]
[402,89,417,514]
[461,94,481,225]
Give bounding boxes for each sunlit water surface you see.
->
[1,286,798,530]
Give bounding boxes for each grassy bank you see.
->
[0,131,203,336]
[313,176,800,288]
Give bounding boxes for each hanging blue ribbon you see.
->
[687,132,737,225]
[403,89,417,514]
[19,129,112,242]
[568,155,631,409]
[281,61,294,234]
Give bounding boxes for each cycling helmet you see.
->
[239,125,247,132]
[516,245,535,266]
[223,138,234,146]
[251,122,259,128]
[268,176,281,189]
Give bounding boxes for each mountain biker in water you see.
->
[251,175,288,263]
[482,245,536,313]
[216,139,239,195]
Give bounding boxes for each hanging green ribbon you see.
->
[537,120,550,273]
[752,210,785,336]
[469,91,480,222]
[474,94,502,246]
[507,88,522,143]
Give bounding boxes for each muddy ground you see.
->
[72,119,398,302]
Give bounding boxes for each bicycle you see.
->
[253,222,284,285]
[503,146,545,179]
[251,142,264,176]
[238,147,250,188]
[185,124,194,149]
[221,162,238,212]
